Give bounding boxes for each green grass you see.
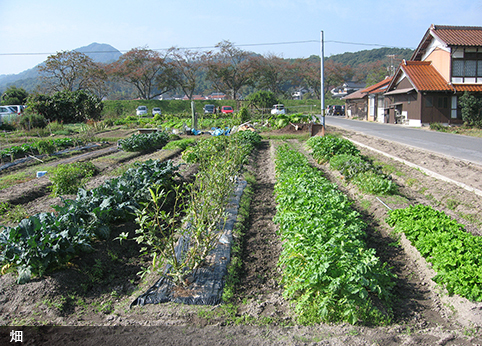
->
[359,199,372,210]
[260,133,311,140]
[444,198,460,210]
[222,171,255,303]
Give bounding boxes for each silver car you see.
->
[0,106,18,123]
[136,106,148,116]
[5,105,25,115]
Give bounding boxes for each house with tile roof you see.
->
[343,77,392,121]
[343,88,368,119]
[384,24,482,126]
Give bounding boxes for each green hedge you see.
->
[101,99,324,119]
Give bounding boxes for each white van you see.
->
[271,104,286,115]
[0,106,19,124]
[5,105,25,115]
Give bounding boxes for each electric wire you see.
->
[0,39,415,57]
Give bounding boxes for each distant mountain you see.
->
[75,42,122,64]
[0,43,122,92]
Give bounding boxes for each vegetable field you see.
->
[0,125,481,345]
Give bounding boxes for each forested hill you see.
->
[325,47,414,67]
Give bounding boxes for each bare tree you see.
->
[205,40,255,100]
[39,50,105,95]
[107,47,175,100]
[291,57,354,99]
[251,53,294,98]
[170,48,209,100]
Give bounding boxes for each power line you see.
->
[0,39,414,56]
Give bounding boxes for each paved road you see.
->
[324,116,482,166]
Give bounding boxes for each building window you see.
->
[378,96,384,108]
[451,96,458,119]
[369,95,375,117]
[425,96,433,107]
[452,48,482,82]
[466,60,477,77]
[437,96,448,108]
[453,60,464,76]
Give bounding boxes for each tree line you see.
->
[30,41,411,102]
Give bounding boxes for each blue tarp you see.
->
[211,127,230,136]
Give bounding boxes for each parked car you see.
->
[271,104,286,115]
[203,104,216,114]
[152,107,162,116]
[136,106,148,116]
[5,105,25,115]
[221,106,233,114]
[333,105,345,116]
[0,106,18,123]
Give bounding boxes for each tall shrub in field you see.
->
[27,90,103,123]
[132,131,261,286]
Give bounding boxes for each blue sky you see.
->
[1,0,481,76]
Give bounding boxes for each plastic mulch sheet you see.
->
[131,178,247,307]
[0,143,108,172]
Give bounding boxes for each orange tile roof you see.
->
[453,84,482,92]
[361,77,393,94]
[401,61,453,92]
[432,25,482,47]
[342,88,366,100]
[412,24,482,61]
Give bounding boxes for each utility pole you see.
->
[191,101,197,130]
[320,30,325,136]
[387,54,396,77]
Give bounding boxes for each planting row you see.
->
[0,137,82,162]
[307,135,397,195]
[123,130,262,287]
[274,144,395,325]
[308,134,482,302]
[387,205,482,302]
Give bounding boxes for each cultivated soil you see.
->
[1,124,482,345]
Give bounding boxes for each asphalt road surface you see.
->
[324,116,482,166]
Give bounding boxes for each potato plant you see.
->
[274,144,395,325]
[308,135,397,195]
[118,131,169,152]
